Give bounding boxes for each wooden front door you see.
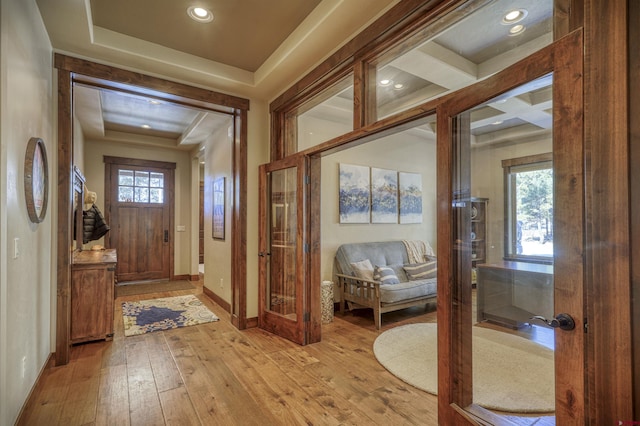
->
[258,155,311,344]
[437,31,585,424]
[104,156,175,282]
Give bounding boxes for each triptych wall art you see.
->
[339,163,422,224]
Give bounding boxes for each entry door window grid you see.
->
[118,169,164,203]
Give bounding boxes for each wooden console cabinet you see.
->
[476,260,553,329]
[71,249,117,344]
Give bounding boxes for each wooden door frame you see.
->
[103,156,176,281]
[54,54,249,365]
[436,30,586,423]
[258,154,320,345]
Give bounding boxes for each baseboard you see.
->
[202,286,231,312]
[189,274,199,281]
[172,274,190,281]
[15,352,54,424]
[246,317,258,328]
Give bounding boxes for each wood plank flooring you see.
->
[17,278,554,425]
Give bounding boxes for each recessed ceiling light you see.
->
[393,83,404,90]
[509,24,526,36]
[141,124,151,129]
[492,120,504,125]
[502,9,528,25]
[148,99,162,105]
[379,79,392,87]
[187,6,213,23]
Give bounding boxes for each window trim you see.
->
[502,152,553,264]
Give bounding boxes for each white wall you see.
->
[320,128,437,284]
[470,136,552,263]
[203,117,233,302]
[83,139,193,276]
[0,0,55,424]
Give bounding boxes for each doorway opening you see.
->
[54,54,249,365]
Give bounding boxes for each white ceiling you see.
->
[37,0,554,150]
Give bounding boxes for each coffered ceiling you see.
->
[37,0,554,149]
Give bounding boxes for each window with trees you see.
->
[503,153,553,262]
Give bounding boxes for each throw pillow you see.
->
[373,265,400,284]
[404,259,437,280]
[350,259,374,281]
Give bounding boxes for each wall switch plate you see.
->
[176,225,186,232]
[13,238,19,259]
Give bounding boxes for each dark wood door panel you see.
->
[105,157,174,283]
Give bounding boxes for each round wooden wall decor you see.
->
[24,137,49,223]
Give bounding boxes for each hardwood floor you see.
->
[18,279,554,425]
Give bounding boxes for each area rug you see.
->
[115,280,195,297]
[122,295,219,336]
[373,323,554,413]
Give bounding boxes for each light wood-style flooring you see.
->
[18,277,554,425]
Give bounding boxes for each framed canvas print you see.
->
[371,167,398,223]
[339,163,370,223]
[399,171,422,224]
[212,177,225,240]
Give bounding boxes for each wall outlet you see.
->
[22,356,26,378]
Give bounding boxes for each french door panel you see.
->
[437,30,585,424]
[258,155,309,345]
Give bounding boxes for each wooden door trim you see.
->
[437,29,585,423]
[55,54,249,365]
[103,157,176,281]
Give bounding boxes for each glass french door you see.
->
[258,155,310,344]
[437,31,585,424]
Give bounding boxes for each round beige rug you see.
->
[373,322,555,413]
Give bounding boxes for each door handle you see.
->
[530,313,575,330]
[164,230,169,243]
[258,252,271,257]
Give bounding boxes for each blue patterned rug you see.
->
[122,295,219,336]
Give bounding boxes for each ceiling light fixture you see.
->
[379,79,392,87]
[393,83,404,90]
[509,24,526,36]
[141,124,151,129]
[148,99,162,105]
[187,6,214,23]
[502,9,528,25]
[492,120,504,125]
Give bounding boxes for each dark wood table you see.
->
[476,260,553,329]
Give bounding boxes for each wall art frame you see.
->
[212,177,225,240]
[24,137,49,223]
[339,163,370,223]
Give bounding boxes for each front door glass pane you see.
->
[267,167,298,319]
[454,75,556,421]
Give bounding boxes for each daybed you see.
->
[334,240,437,329]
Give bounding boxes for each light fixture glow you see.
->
[187,6,213,23]
[141,124,151,129]
[148,99,162,105]
[509,24,526,36]
[492,120,504,125]
[502,9,527,24]
[393,83,404,90]
[379,79,392,86]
